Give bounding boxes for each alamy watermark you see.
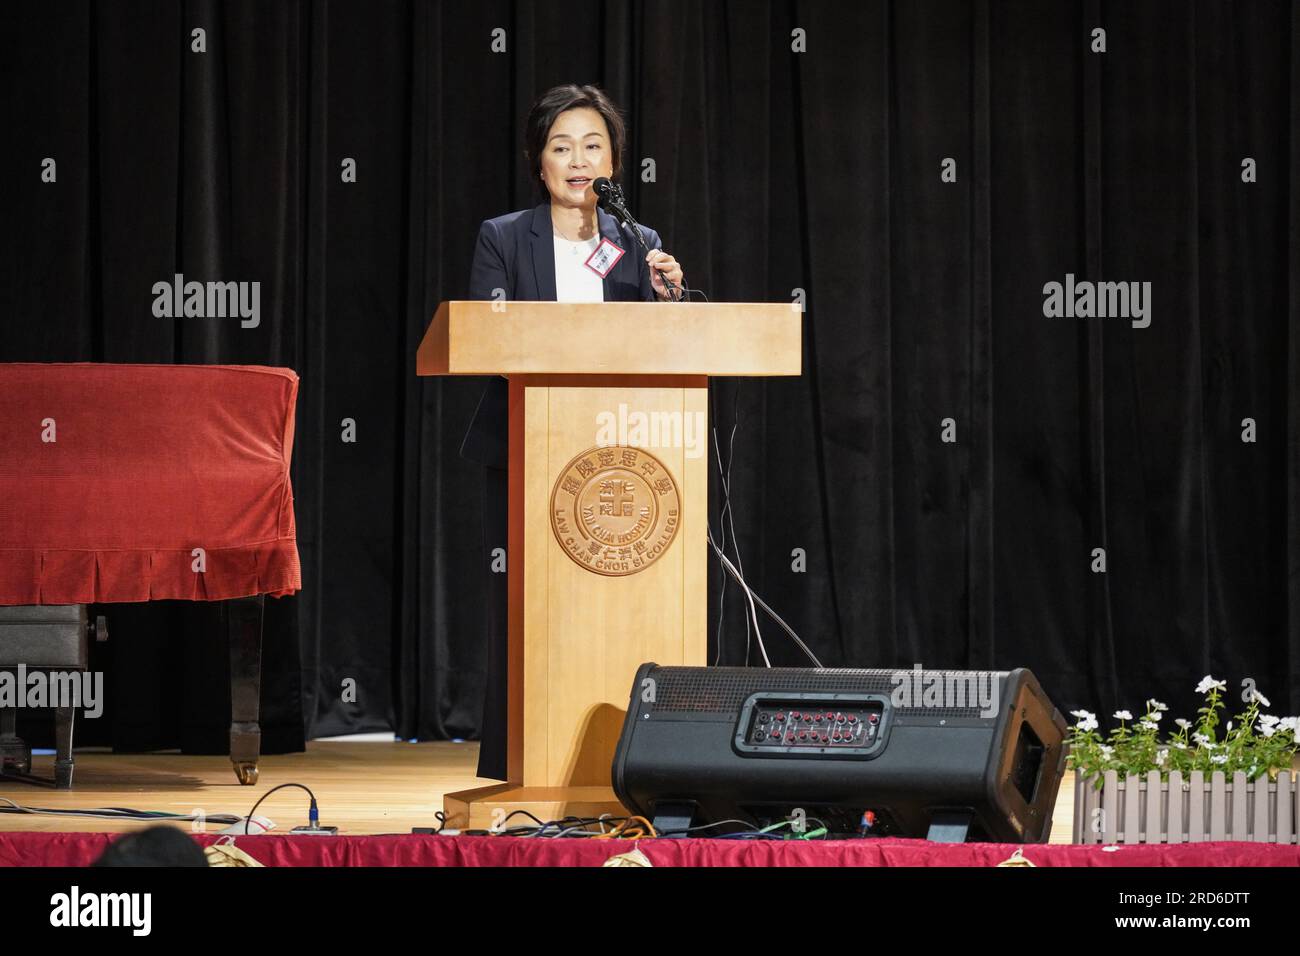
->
[1042,273,1151,329]
[50,886,150,935]
[595,402,706,459]
[889,664,998,718]
[0,666,103,718]
[151,273,260,328]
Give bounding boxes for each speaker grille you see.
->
[647,666,996,719]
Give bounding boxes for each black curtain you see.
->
[2,0,1297,752]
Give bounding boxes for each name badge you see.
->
[584,238,625,278]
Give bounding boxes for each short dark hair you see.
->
[524,84,626,199]
[93,826,209,867]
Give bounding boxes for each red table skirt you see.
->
[1,832,1297,867]
[0,363,301,604]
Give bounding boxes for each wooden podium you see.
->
[417,301,801,828]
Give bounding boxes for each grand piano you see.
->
[0,363,302,787]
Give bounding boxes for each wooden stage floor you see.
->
[0,739,1080,842]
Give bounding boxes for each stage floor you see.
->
[0,739,1079,841]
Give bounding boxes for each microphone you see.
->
[593,177,630,220]
[593,177,682,301]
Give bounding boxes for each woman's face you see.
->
[540,107,614,210]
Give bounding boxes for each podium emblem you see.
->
[550,445,680,576]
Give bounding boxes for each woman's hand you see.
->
[646,249,685,301]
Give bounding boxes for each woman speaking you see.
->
[460,84,686,781]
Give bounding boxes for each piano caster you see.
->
[233,762,259,785]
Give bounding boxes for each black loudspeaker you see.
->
[611,664,1068,842]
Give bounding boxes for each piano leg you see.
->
[227,595,265,785]
[53,705,75,788]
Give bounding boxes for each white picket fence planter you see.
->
[1072,770,1298,843]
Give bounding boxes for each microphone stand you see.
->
[596,183,684,302]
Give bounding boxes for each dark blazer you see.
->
[459,202,665,469]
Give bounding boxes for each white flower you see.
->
[1098,745,1115,758]
[1226,721,1233,732]
[1145,711,1162,722]
[1278,717,1299,733]
[1192,733,1212,747]
[1174,718,1192,730]
[1261,725,1276,738]
[1250,690,1271,708]
[1173,741,1187,750]
[1070,709,1098,731]
[1146,699,1168,712]
[1138,719,1159,732]
[1210,754,1229,765]
[1156,749,1169,765]
[1114,710,1133,721]
[1260,714,1280,728]
[1196,675,1226,694]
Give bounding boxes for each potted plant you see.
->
[1067,677,1299,843]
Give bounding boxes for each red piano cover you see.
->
[0,363,302,604]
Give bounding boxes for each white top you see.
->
[553,234,605,303]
